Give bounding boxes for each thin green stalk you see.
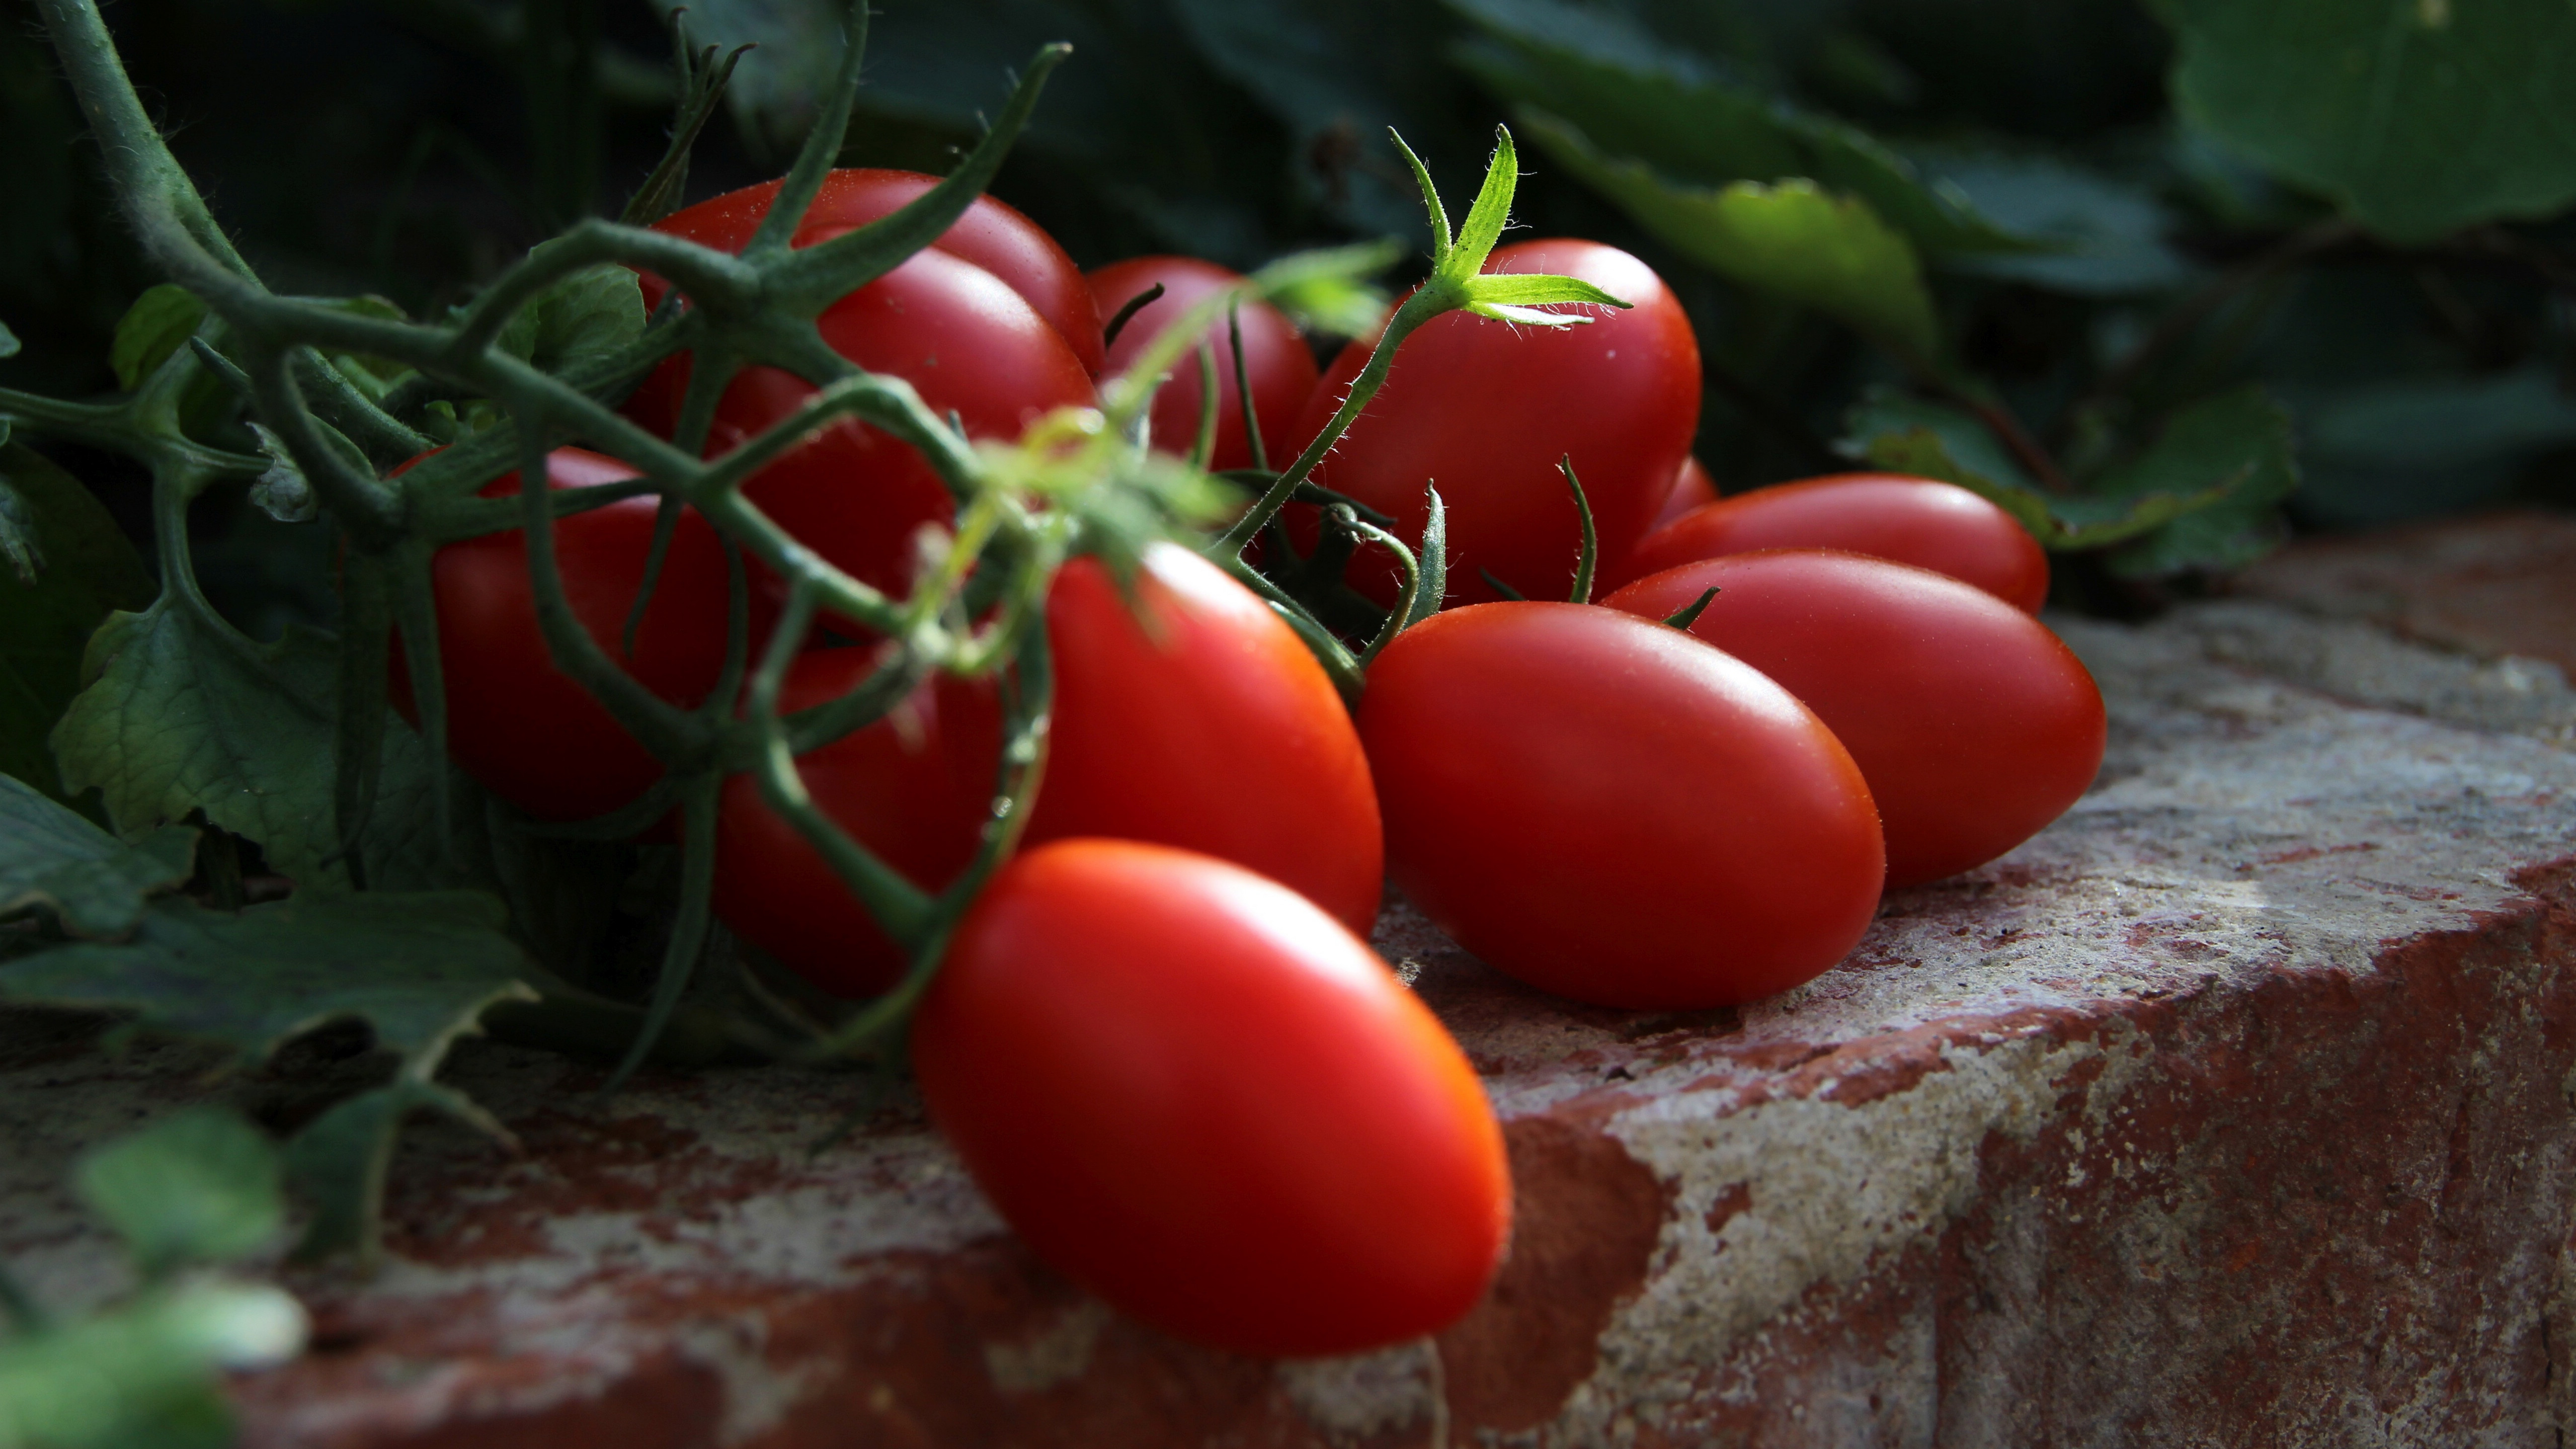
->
[1229,298,1268,472]
[603,772,721,1095]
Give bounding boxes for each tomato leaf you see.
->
[48,598,461,893]
[0,891,534,1065]
[0,1280,304,1449]
[0,445,155,812]
[76,1108,285,1279]
[1520,108,1938,361]
[285,1077,510,1262]
[109,284,208,392]
[2096,386,2298,578]
[1903,147,2195,297]
[1840,389,2239,551]
[2164,0,2576,246]
[1450,0,2040,256]
[0,774,196,939]
[493,264,645,378]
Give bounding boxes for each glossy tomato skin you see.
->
[394,448,755,822]
[1359,602,1883,1009]
[1290,239,1701,607]
[1604,551,2105,888]
[636,169,1103,372]
[912,839,1510,1357]
[1025,542,1383,936]
[1649,456,1721,532]
[627,247,1096,599]
[1602,473,2050,611]
[711,650,1002,998]
[1087,257,1320,472]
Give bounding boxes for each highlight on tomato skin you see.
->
[910,838,1511,1358]
[1086,256,1321,472]
[1286,238,1702,609]
[1603,549,2106,888]
[389,447,762,823]
[1601,472,2051,611]
[1357,601,1885,1011]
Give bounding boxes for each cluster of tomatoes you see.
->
[407,170,2106,1358]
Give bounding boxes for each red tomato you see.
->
[1603,551,2104,888]
[1358,602,1882,1009]
[912,839,1510,1356]
[1287,239,1700,607]
[1649,456,1721,532]
[1602,473,2050,610]
[711,650,1002,997]
[635,169,1104,372]
[1024,542,1382,936]
[1086,256,1319,471]
[625,246,1096,600]
[392,448,755,822]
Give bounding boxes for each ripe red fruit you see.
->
[1604,550,2104,887]
[1604,473,2050,611]
[393,448,755,822]
[1087,256,1320,472]
[912,839,1510,1357]
[1289,239,1701,607]
[1359,601,1883,1009]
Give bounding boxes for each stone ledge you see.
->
[5,512,2575,1446]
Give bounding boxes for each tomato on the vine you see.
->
[1358,602,1883,1009]
[626,182,1098,602]
[911,838,1510,1357]
[1603,472,2050,611]
[392,447,755,822]
[1086,256,1319,471]
[1604,550,2104,888]
[1022,542,1382,936]
[711,650,1001,998]
[712,541,1383,994]
[633,169,1104,372]
[1287,238,1700,607]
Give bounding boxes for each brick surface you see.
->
[7,520,2576,1446]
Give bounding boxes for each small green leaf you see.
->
[0,319,19,359]
[492,264,647,376]
[0,445,154,813]
[76,1108,284,1277]
[0,774,195,939]
[287,1079,509,1262]
[2098,386,2298,577]
[2165,0,2576,245]
[0,891,535,1066]
[0,1281,303,1449]
[1521,108,1937,359]
[49,597,461,892]
[109,285,208,392]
